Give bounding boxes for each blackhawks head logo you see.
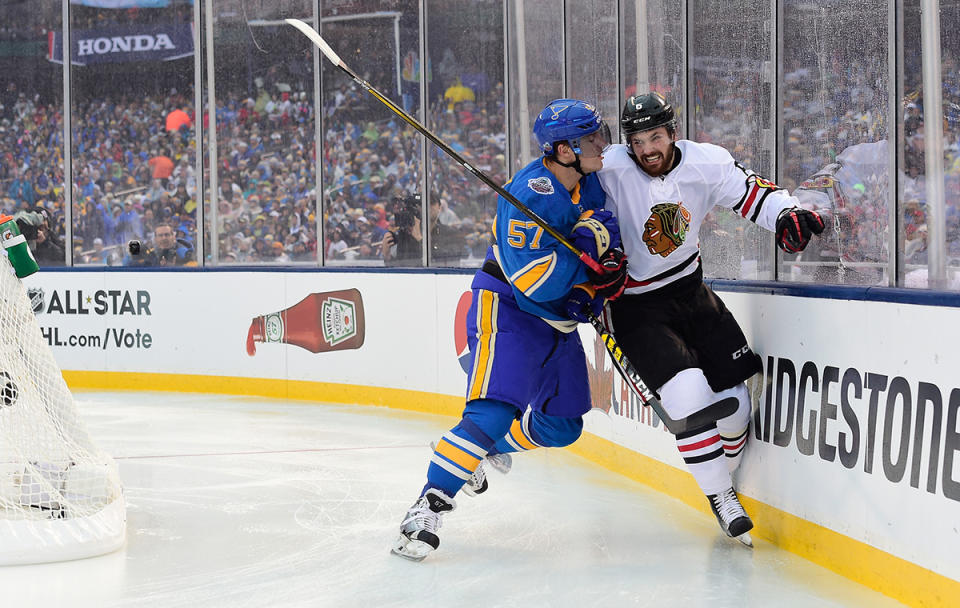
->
[643,202,691,257]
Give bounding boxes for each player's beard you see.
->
[639,144,674,177]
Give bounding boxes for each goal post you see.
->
[0,256,126,564]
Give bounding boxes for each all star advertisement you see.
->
[574,288,960,587]
[19,271,470,397]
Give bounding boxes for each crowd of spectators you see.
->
[2,32,960,280]
[0,65,505,268]
[316,76,504,266]
[0,84,203,267]
[691,50,960,285]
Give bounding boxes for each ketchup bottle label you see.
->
[246,288,365,356]
[264,313,284,344]
[322,297,357,346]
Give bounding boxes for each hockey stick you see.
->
[285,17,600,275]
[588,314,660,405]
[285,18,685,433]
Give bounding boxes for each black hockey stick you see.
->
[285,18,601,273]
[285,18,684,433]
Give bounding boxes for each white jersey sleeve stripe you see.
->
[739,184,761,218]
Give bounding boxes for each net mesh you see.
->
[0,258,123,530]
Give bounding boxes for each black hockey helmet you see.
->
[620,92,676,137]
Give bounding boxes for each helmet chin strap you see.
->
[554,148,586,177]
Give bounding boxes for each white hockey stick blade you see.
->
[284,18,341,66]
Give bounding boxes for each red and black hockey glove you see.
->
[775,208,825,253]
[588,248,628,301]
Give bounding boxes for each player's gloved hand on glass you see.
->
[565,284,604,324]
[775,207,825,253]
[571,209,622,260]
[588,248,628,301]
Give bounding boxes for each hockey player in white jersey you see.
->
[597,93,825,546]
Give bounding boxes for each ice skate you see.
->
[461,459,488,496]
[707,487,754,547]
[462,452,511,496]
[486,452,512,475]
[391,489,456,562]
[430,441,512,497]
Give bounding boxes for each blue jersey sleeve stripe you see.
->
[510,253,557,296]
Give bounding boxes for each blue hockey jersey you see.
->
[475,158,606,324]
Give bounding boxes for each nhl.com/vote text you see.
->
[40,326,152,350]
[29,287,155,350]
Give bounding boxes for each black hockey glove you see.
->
[588,248,628,301]
[775,208,825,253]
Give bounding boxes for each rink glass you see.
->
[423,0,506,268]
[0,2,65,266]
[1,0,957,289]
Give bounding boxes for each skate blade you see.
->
[391,536,434,562]
[735,532,753,547]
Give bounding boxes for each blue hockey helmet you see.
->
[533,99,604,155]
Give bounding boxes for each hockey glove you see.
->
[588,248,628,301]
[565,284,604,324]
[571,209,622,260]
[775,207,825,253]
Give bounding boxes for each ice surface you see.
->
[0,392,905,607]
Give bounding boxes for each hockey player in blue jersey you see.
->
[392,99,629,561]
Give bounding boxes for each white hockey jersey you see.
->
[598,141,799,294]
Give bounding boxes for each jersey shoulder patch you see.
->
[527,176,555,195]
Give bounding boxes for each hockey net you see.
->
[0,257,125,564]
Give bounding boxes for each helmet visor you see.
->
[573,121,612,158]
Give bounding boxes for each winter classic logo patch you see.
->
[527,177,555,195]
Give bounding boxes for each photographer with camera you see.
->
[381,192,462,267]
[129,221,195,267]
[14,208,65,266]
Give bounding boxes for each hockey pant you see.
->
[659,368,751,495]
[423,288,591,498]
[424,399,583,497]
